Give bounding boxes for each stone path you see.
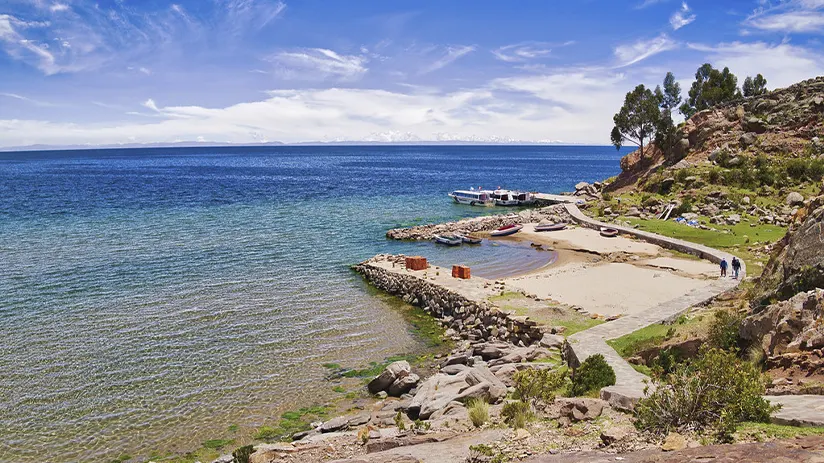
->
[563,204,824,426]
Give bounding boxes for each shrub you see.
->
[601,191,613,202]
[707,310,744,351]
[650,347,681,376]
[502,401,532,429]
[635,347,777,442]
[394,411,406,431]
[232,445,255,463]
[512,368,566,407]
[707,168,723,185]
[786,158,808,180]
[466,398,489,428]
[571,354,616,396]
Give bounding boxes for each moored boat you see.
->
[456,234,482,244]
[514,191,535,205]
[600,227,619,238]
[534,223,567,232]
[448,190,493,206]
[490,224,523,237]
[434,234,463,246]
[491,189,519,206]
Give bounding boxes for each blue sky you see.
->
[1,0,823,147]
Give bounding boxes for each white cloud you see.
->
[269,48,368,81]
[50,3,70,12]
[492,42,553,62]
[613,34,677,67]
[419,45,475,74]
[670,2,696,30]
[142,99,160,112]
[745,0,824,33]
[687,40,824,88]
[636,0,671,9]
[0,92,55,107]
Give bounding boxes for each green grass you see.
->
[254,405,332,442]
[626,217,786,249]
[331,385,346,393]
[735,422,824,441]
[488,293,604,336]
[630,363,653,376]
[202,439,234,450]
[607,323,674,358]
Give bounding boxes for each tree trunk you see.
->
[640,137,644,159]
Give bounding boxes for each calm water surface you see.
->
[0,145,624,462]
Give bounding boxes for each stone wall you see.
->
[354,257,545,346]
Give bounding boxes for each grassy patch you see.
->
[607,324,675,358]
[630,363,653,376]
[488,293,603,336]
[255,405,332,442]
[735,421,824,441]
[331,385,346,393]
[626,217,786,250]
[202,439,234,450]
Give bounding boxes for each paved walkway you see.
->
[562,204,824,426]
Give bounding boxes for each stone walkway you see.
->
[563,204,824,426]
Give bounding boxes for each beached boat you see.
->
[490,224,523,237]
[448,190,494,206]
[434,234,463,246]
[456,234,482,244]
[535,223,566,232]
[491,189,519,206]
[600,227,619,238]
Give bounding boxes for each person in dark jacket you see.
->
[731,257,741,279]
[720,258,728,278]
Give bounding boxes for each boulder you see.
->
[575,181,591,192]
[320,415,352,433]
[661,178,675,191]
[367,361,411,394]
[600,425,634,445]
[211,456,234,463]
[388,373,420,397]
[744,117,768,134]
[539,333,565,349]
[555,398,606,426]
[408,365,507,419]
[740,132,757,147]
[786,192,804,206]
[626,207,641,217]
[661,432,687,451]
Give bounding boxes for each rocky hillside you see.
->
[609,75,824,194]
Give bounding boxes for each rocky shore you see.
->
[386,205,571,241]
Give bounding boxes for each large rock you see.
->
[387,373,420,397]
[744,117,768,134]
[740,289,824,356]
[786,192,804,206]
[407,365,507,419]
[368,361,412,395]
[555,398,606,426]
[539,333,565,349]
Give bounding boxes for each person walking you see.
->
[720,258,728,278]
[731,257,741,279]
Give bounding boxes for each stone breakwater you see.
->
[353,255,546,346]
[386,205,570,240]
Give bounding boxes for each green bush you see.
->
[786,158,808,180]
[601,191,613,202]
[707,168,723,185]
[650,347,681,376]
[707,310,744,351]
[571,354,616,396]
[466,398,489,428]
[635,347,777,443]
[232,445,254,463]
[502,400,532,429]
[512,368,566,407]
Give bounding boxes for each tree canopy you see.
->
[743,74,768,97]
[679,63,741,118]
[611,84,660,158]
[654,72,681,154]
[655,72,682,114]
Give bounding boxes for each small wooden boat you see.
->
[534,223,567,232]
[490,224,523,237]
[434,234,462,246]
[456,234,482,244]
[600,227,619,238]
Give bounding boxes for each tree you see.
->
[654,72,681,154]
[611,84,660,159]
[743,74,768,97]
[679,64,741,118]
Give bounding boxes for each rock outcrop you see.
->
[408,363,507,420]
[367,361,420,397]
[741,289,824,356]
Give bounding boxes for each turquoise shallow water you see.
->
[0,146,624,462]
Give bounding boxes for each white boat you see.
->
[448,190,493,206]
[514,191,534,205]
[491,189,519,206]
[434,234,462,246]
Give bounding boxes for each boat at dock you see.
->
[600,227,619,238]
[490,189,519,206]
[490,224,523,237]
[434,234,463,246]
[448,190,494,206]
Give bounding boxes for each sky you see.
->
[1,0,823,148]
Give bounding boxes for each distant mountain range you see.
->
[0,139,577,153]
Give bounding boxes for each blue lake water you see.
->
[0,145,625,462]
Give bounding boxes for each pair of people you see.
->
[720,257,741,279]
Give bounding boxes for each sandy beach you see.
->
[502,224,720,317]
